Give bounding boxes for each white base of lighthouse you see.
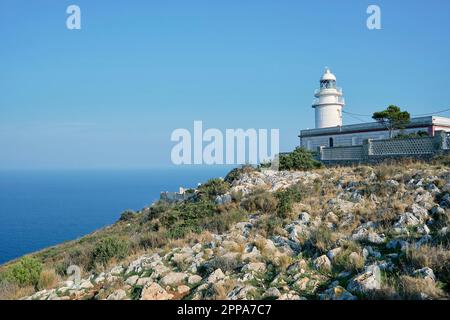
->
[315,105,343,128]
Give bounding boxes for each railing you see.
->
[314,87,343,95]
[312,96,345,106]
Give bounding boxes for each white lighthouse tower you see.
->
[312,68,345,128]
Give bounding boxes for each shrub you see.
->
[305,225,337,254]
[241,189,278,214]
[91,237,129,266]
[279,147,322,171]
[119,209,136,222]
[275,185,302,218]
[224,165,255,184]
[147,201,170,220]
[138,231,168,250]
[5,257,42,287]
[198,178,230,201]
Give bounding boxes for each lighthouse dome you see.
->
[321,68,336,81]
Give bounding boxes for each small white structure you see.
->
[312,68,345,129]
[300,68,450,151]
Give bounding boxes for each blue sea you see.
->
[0,167,231,265]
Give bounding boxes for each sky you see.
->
[1,0,450,169]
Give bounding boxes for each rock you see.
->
[298,212,310,223]
[242,246,262,261]
[109,265,124,275]
[125,275,139,286]
[107,289,127,300]
[227,285,256,300]
[313,255,331,272]
[215,194,232,205]
[413,267,436,282]
[160,272,188,287]
[242,262,266,273]
[395,212,420,227]
[320,285,357,300]
[347,264,381,293]
[416,224,430,235]
[263,287,281,299]
[386,180,399,187]
[278,292,303,300]
[410,204,429,221]
[140,282,174,300]
[207,269,225,283]
[79,280,94,290]
[188,275,202,285]
[327,247,342,261]
[367,231,386,244]
[136,277,153,287]
[192,243,202,253]
[326,212,339,224]
[177,285,190,295]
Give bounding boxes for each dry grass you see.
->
[0,281,35,300]
[405,245,450,284]
[398,276,446,299]
[212,278,237,300]
[37,269,61,291]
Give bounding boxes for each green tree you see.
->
[372,105,410,138]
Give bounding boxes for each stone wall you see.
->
[317,131,450,164]
[320,145,363,161]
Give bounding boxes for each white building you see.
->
[300,69,450,151]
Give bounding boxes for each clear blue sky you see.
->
[1,0,450,169]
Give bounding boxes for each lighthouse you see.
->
[312,68,345,128]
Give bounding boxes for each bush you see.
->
[279,147,322,171]
[5,257,42,287]
[198,178,230,201]
[241,189,278,214]
[275,185,302,218]
[160,200,217,238]
[91,237,129,266]
[119,209,136,222]
[224,165,255,184]
[138,231,168,250]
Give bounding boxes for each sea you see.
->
[0,166,232,265]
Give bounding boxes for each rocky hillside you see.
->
[2,160,450,300]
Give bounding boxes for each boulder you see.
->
[188,275,203,285]
[160,272,188,287]
[125,275,139,286]
[320,285,357,300]
[140,282,174,300]
[263,287,281,299]
[347,264,381,293]
[413,267,436,282]
[313,255,331,272]
[242,262,266,273]
[227,285,256,300]
[207,269,225,283]
[107,289,127,300]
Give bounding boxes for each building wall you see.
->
[301,126,431,151]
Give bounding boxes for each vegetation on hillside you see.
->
[1,157,450,300]
[279,147,322,171]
